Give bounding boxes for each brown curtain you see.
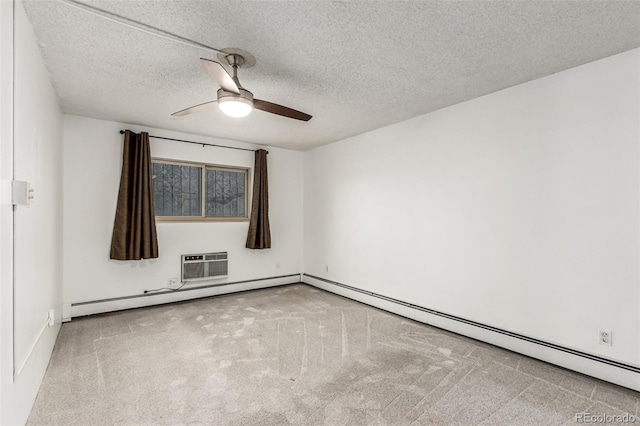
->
[110,130,159,260]
[246,149,271,249]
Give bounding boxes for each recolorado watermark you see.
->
[575,412,637,423]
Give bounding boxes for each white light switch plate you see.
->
[11,180,32,205]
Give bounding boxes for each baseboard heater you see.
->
[303,273,640,376]
[68,274,303,319]
[182,252,228,282]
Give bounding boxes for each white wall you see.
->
[63,115,303,315]
[0,2,12,422]
[1,1,64,424]
[304,49,640,370]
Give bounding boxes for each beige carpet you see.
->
[28,284,639,425]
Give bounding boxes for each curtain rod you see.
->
[119,130,267,154]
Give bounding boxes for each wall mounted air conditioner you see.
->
[181,252,228,283]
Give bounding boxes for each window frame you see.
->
[151,157,251,222]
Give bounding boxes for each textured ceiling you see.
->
[22,0,640,150]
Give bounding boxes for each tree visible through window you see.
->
[205,168,246,217]
[152,160,248,221]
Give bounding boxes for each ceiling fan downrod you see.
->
[226,54,245,88]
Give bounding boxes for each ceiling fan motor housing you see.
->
[217,88,254,106]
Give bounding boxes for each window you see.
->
[152,159,249,221]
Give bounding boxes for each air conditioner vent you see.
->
[181,252,228,282]
[205,253,227,261]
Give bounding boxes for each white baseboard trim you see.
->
[302,274,640,392]
[68,273,302,319]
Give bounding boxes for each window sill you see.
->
[156,217,250,223]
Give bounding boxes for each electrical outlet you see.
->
[325,265,329,273]
[599,329,612,346]
[47,309,55,327]
[167,278,179,288]
[276,262,281,270]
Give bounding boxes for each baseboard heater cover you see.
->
[302,273,640,391]
[69,273,302,318]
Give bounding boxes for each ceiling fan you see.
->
[172,49,312,121]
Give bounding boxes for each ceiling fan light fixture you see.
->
[218,88,254,118]
[219,98,253,118]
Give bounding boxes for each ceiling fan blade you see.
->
[171,100,218,117]
[253,99,312,121]
[200,58,239,94]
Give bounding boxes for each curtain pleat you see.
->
[110,130,159,260]
[246,149,271,249]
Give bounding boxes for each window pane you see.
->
[205,168,246,217]
[152,163,202,216]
